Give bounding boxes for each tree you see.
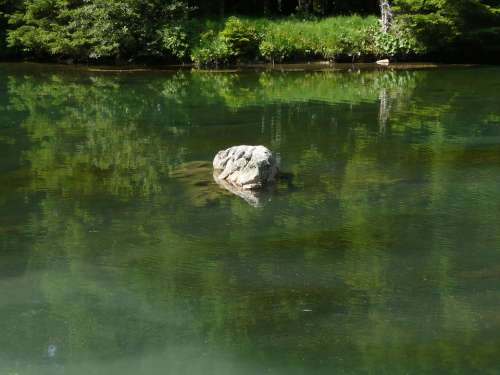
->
[379,0,393,33]
[391,0,500,59]
[0,0,22,57]
[6,0,191,61]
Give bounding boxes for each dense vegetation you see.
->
[0,0,500,64]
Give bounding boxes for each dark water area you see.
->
[1,63,500,374]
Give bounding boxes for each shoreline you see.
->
[0,61,482,74]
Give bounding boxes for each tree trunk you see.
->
[379,0,393,33]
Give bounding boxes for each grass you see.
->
[190,15,382,66]
[257,15,379,63]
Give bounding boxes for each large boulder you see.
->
[213,145,278,190]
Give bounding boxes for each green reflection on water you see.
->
[1,64,500,374]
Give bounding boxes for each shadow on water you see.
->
[171,160,296,207]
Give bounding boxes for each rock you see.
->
[376,59,390,66]
[213,145,278,190]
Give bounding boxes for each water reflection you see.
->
[213,171,273,207]
[1,64,500,374]
[47,344,57,358]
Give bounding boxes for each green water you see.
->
[1,63,500,374]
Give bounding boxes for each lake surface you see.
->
[1,63,500,374]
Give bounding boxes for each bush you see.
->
[395,13,458,55]
[259,28,296,63]
[374,19,424,58]
[161,23,190,60]
[191,17,260,66]
[259,16,378,63]
[259,21,315,63]
[390,0,500,58]
[191,30,232,66]
[6,0,191,62]
[220,16,260,58]
[3,0,500,64]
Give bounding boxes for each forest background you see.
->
[1,0,499,65]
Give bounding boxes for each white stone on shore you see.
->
[376,59,390,65]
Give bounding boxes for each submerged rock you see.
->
[171,161,230,207]
[213,145,278,190]
[171,147,281,207]
[171,160,269,207]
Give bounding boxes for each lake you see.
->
[1,63,500,374]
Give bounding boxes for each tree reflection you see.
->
[1,65,500,374]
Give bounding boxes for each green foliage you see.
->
[259,16,379,62]
[191,17,260,66]
[1,1,22,53]
[191,31,229,66]
[6,0,65,57]
[160,23,190,59]
[2,0,500,63]
[393,13,458,54]
[374,20,424,58]
[63,1,137,60]
[219,16,260,58]
[258,27,295,63]
[392,0,500,57]
[192,16,382,65]
[6,0,191,61]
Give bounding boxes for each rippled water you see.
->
[1,63,500,374]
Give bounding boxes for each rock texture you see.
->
[213,145,278,190]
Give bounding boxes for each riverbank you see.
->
[3,0,500,65]
[189,16,395,66]
[0,61,479,76]
[2,15,400,65]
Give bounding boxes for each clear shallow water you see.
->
[1,63,500,374]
